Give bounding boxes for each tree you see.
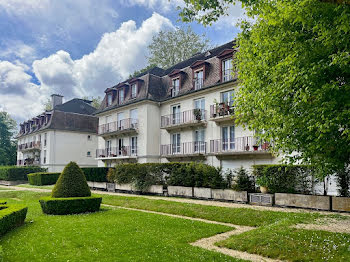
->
[129,64,158,79]
[180,0,350,178]
[82,96,102,109]
[147,27,211,68]
[43,98,52,111]
[0,112,17,165]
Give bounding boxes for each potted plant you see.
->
[256,176,269,194]
[253,144,259,151]
[193,108,202,121]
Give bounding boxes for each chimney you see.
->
[51,94,63,109]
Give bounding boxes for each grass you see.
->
[0,191,242,262]
[16,184,54,189]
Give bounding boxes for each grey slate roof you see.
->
[54,98,96,115]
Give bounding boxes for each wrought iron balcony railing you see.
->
[98,118,138,135]
[161,109,207,128]
[160,141,206,156]
[96,146,137,158]
[209,136,270,154]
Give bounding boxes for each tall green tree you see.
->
[129,64,157,78]
[180,0,350,178]
[0,112,17,165]
[147,26,211,68]
[82,96,102,109]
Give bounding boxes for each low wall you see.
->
[168,186,193,197]
[275,193,331,210]
[147,185,163,194]
[115,183,134,191]
[193,187,212,199]
[212,189,248,202]
[0,180,27,186]
[332,197,350,212]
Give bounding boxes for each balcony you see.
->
[96,146,137,160]
[210,103,234,124]
[160,109,207,131]
[98,118,138,137]
[193,78,204,90]
[160,141,207,158]
[222,69,234,82]
[18,141,41,152]
[209,136,272,158]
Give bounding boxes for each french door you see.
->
[172,105,181,124]
[171,133,181,154]
[222,126,235,151]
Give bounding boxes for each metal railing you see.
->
[209,136,270,153]
[161,109,207,128]
[222,68,234,82]
[98,118,138,135]
[210,103,234,118]
[96,146,137,158]
[193,78,204,90]
[18,141,41,151]
[160,141,207,156]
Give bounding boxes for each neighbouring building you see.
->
[16,95,99,172]
[94,41,281,171]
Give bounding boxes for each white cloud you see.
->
[0,13,173,122]
[0,41,37,65]
[121,0,185,12]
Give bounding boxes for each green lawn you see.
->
[16,184,54,190]
[0,191,242,262]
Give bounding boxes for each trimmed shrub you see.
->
[81,167,109,182]
[51,162,91,198]
[0,166,46,181]
[232,167,255,192]
[39,196,102,215]
[0,204,28,236]
[108,162,227,191]
[28,172,60,186]
[253,164,313,194]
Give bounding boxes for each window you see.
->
[194,98,205,120]
[43,150,47,164]
[222,58,233,82]
[131,136,137,155]
[107,93,113,106]
[171,133,181,154]
[194,129,205,153]
[171,78,180,97]
[44,133,47,146]
[117,112,124,130]
[119,89,125,103]
[87,151,91,157]
[130,109,138,128]
[106,140,112,156]
[194,70,204,90]
[118,138,125,156]
[221,90,234,106]
[171,105,181,124]
[222,126,235,151]
[131,84,137,98]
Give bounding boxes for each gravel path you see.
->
[294,218,350,234]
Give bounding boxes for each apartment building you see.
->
[94,41,280,170]
[16,95,99,172]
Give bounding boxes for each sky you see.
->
[0,0,245,125]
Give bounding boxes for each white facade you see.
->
[17,130,98,172]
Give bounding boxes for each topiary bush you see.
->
[28,172,60,186]
[39,196,102,215]
[51,162,91,198]
[232,167,256,192]
[0,204,28,236]
[0,166,46,181]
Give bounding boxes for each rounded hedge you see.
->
[28,172,60,186]
[39,196,102,215]
[51,162,91,198]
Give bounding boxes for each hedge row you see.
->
[28,172,61,186]
[0,204,28,236]
[39,196,102,215]
[107,163,229,192]
[81,167,109,182]
[0,166,46,181]
[253,164,314,194]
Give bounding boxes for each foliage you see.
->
[0,204,27,236]
[81,167,109,182]
[232,167,255,192]
[147,26,211,68]
[0,112,17,166]
[27,172,60,186]
[129,64,157,78]
[43,98,52,111]
[82,96,102,109]
[39,196,102,215]
[51,162,91,198]
[108,163,227,191]
[253,165,314,194]
[336,166,350,196]
[0,166,46,181]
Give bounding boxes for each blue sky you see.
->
[0,0,244,123]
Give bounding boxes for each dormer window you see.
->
[171,78,180,97]
[131,84,137,99]
[119,89,125,103]
[107,93,113,106]
[222,58,233,82]
[194,70,204,90]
